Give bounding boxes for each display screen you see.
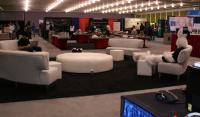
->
[121,98,155,117]
[168,17,192,32]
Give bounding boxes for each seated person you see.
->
[146,28,189,65]
[18,36,42,52]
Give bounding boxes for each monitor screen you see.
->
[193,62,200,68]
[121,98,155,117]
[183,27,189,34]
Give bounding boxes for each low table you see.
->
[51,35,68,49]
[89,38,109,49]
[133,51,150,62]
[110,50,124,61]
[56,53,113,73]
[133,51,154,76]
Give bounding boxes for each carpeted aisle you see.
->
[0,58,186,103]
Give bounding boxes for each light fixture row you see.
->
[65,0,100,13]
[105,3,183,14]
[84,0,161,13]
[46,0,64,12]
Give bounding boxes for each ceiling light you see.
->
[148,1,150,6]
[46,0,64,12]
[65,0,100,12]
[155,0,158,5]
[164,4,166,8]
[151,7,153,10]
[127,0,131,4]
[141,3,144,7]
[157,6,160,9]
[135,4,138,8]
[180,2,183,7]
[24,0,30,11]
[135,9,137,12]
[171,3,174,8]
[145,7,147,11]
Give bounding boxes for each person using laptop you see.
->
[18,36,42,52]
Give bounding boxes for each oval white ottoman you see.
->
[110,50,124,61]
[56,53,113,73]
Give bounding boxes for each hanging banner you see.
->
[187,10,200,17]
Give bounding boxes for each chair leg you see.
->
[14,82,18,88]
[158,73,161,79]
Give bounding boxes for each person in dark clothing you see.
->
[87,22,96,33]
[140,23,145,32]
[24,21,32,39]
[18,37,42,52]
[162,47,185,63]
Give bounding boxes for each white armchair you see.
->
[158,45,192,80]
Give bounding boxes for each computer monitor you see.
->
[121,97,155,117]
[183,27,189,34]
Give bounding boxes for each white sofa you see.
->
[0,40,62,85]
[106,38,143,55]
[0,40,18,50]
[0,50,62,85]
[0,39,38,50]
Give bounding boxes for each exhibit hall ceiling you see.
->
[0,0,199,13]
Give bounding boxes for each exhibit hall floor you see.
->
[0,36,199,117]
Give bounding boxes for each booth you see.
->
[170,11,200,58]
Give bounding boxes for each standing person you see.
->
[49,24,54,41]
[105,24,111,36]
[25,21,32,39]
[149,24,155,40]
[87,22,95,33]
[15,21,20,39]
[140,23,145,32]
[9,22,15,39]
[31,22,36,37]
[144,22,150,38]
[136,23,140,34]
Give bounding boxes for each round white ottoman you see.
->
[56,53,113,73]
[110,50,124,61]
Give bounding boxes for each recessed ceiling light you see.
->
[180,2,183,7]
[164,4,167,8]
[171,3,175,8]
[24,0,30,12]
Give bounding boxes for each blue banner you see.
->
[187,10,200,16]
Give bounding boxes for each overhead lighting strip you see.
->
[65,0,100,13]
[84,0,134,13]
[116,3,184,14]
[46,0,64,12]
